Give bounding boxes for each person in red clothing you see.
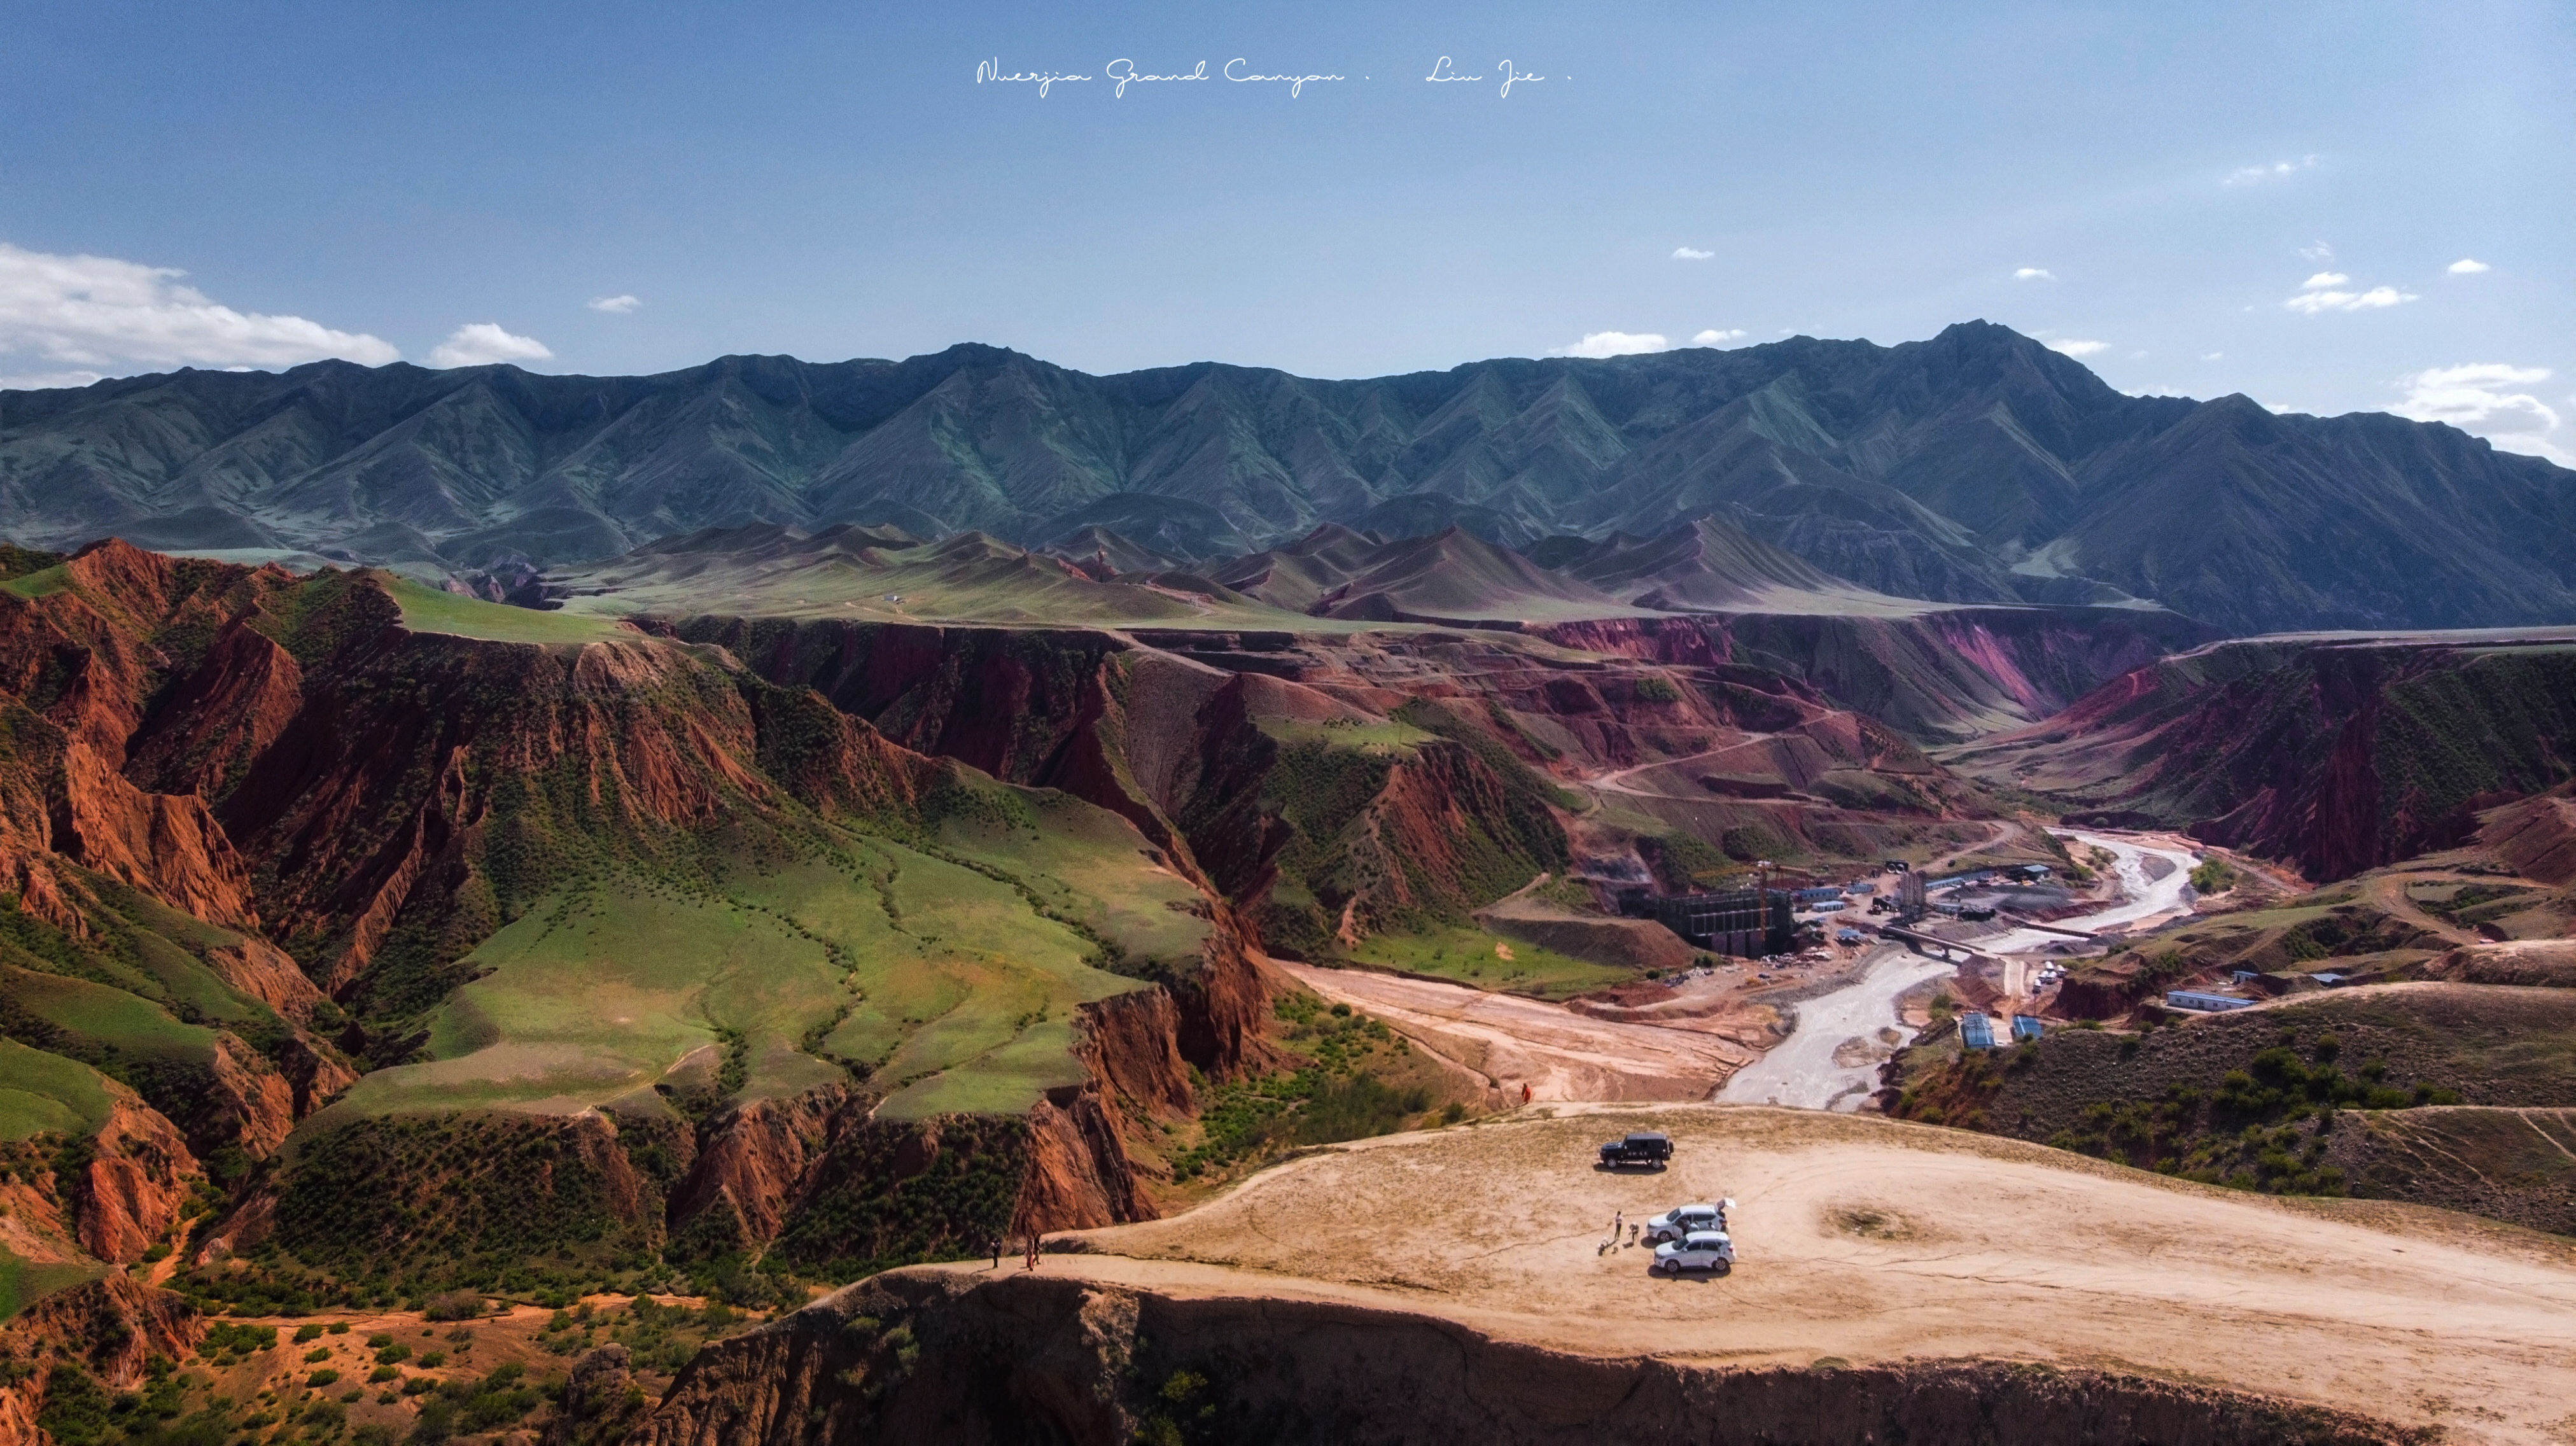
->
[1521,1081,1532,1105]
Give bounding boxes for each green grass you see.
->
[1253,717,1434,753]
[384,577,629,645]
[0,564,71,600]
[545,535,1357,633]
[318,792,1172,1129]
[927,787,1214,972]
[0,1038,116,1141]
[1346,923,1635,999]
[0,1244,106,1321]
[0,965,220,1063]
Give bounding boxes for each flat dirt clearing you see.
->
[1022,1106,2576,1445]
[1276,962,1763,1099]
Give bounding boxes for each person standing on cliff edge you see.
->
[991,1237,1002,1270]
[1026,1235,1040,1271]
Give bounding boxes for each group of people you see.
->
[991,1235,1043,1271]
[1599,1210,1639,1255]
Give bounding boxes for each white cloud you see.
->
[0,241,398,374]
[2446,258,2490,275]
[2225,155,2317,185]
[588,293,643,312]
[426,323,554,369]
[2047,339,2110,357]
[1548,330,1669,358]
[2299,241,2335,263]
[1670,247,1713,261]
[2012,267,2055,281]
[1690,328,1746,346]
[2284,284,2416,315]
[2300,271,2349,290]
[2201,352,2225,361]
[2390,363,2568,463]
[0,369,108,390]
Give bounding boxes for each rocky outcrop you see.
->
[201,936,328,1022]
[50,740,258,928]
[0,1275,200,1442]
[2421,941,2576,988]
[73,1093,202,1264]
[1012,1093,1151,1233]
[1951,633,2576,881]
[1070,991,1193,1118]
[545,1343,647,1446]
[2480,782,2576,885]
[666,1086,852,1254]
[1535,606,2213,744]
[629,1269,2416,1446]
[202,1032,300,1160]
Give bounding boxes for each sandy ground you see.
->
[1717,947,1954,1109]
[1013,1106,2576,1445]
[1275,961,1765,1100]
[197,1294,744,1437]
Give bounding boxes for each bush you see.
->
[423,1293,484,1322]
[36,1365,109,1446]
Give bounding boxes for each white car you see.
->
[1653,1229,1735,1275]
[1642,1199,1733,1244]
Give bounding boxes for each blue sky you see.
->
[3,0,2569,459]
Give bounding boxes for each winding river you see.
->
[1716,830,2201,1111]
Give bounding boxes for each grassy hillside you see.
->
[326,781,1198,1128]
[0,1038,114,1141]
[1891,984,2576,1232]
[546,528,1336,632]
[1344,924,1632,999]
[384,576,630,645]
[1950,633,2576,880]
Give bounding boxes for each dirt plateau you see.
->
[627,1270,2408,1446]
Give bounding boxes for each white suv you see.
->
[1642,1198,1733,1244]
[1653,1229,1735,1275]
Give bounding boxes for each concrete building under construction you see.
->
[1634,888,1796,958]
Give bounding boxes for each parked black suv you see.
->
[1597,1131,1673,1168]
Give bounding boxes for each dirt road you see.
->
[1275,961,1764,1100]
[2364,871,2484,946]
[1023,1107,2576,1445]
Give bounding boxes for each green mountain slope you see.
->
[8,324,2572,633]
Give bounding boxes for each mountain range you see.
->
[8,321,2573,636]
